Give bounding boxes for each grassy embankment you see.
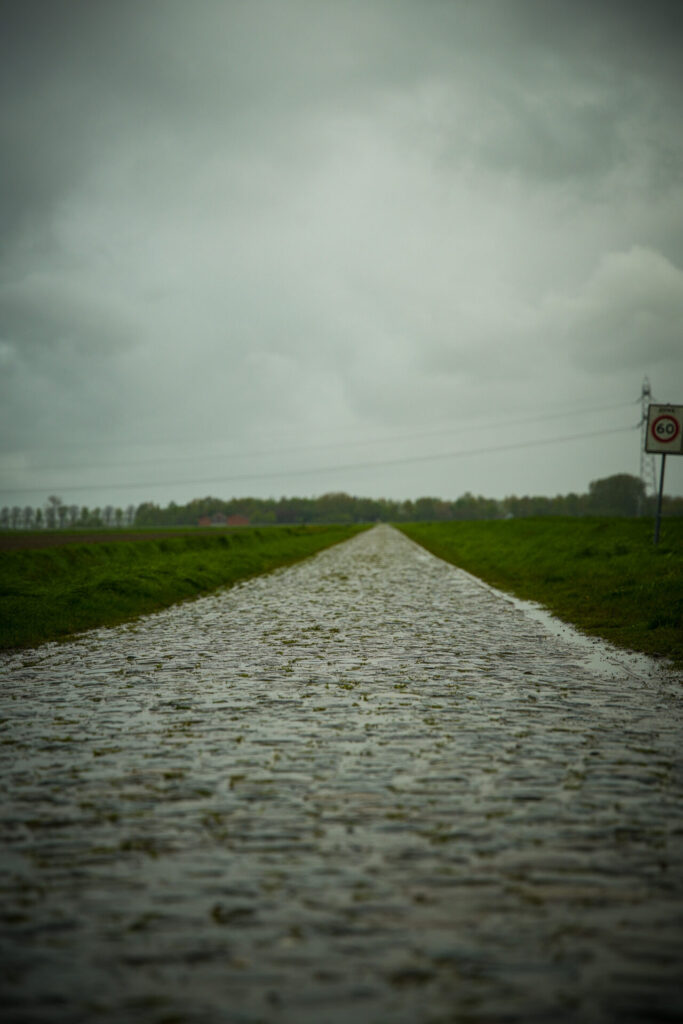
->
[0,524,367,650]
[398,518,683,668]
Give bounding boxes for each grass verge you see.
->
[398,518,683,668]
[0,524,368,650]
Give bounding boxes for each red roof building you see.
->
[198,513,250,527]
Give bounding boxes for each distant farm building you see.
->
[226,514,250,527]
[197,513,250,527]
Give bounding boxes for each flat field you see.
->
[399,517,683,668]
[0,524,367,650]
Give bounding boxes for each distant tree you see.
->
[116,476,682,530]
[353,496,383,522]
[234,496,278,524]
[478,496,501,519]
[414,497,442,521]
[114,507,123,527]
[22,506,34,529]
[102,505,114,527]
[134,502,160,526]
[662,495,683,517]
[452,492,499,519]
[11,506,21,528]
[530,496,553,516]
[588,474,646,517]
[276,497,315,524]
[503,494,555,518]
[561,492,584,516]
[0,507,9,529]
[57,504,69,529]
[46,495,62,528]
[68,505,79,526]
[35,508,43,529]
[316,493,355,523]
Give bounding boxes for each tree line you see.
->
[0,495,137,530]
[3,474,682,530]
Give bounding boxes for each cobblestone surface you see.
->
[1,525,682,1023]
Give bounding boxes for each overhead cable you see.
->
[0,423,637,496]
[8,399,636,473]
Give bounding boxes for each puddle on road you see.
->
[453,563,677,685]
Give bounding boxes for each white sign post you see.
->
[645,404,683,544]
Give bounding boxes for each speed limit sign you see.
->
[646,404,683,454]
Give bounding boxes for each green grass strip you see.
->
[398,518,683,668]
[0,524,368,650]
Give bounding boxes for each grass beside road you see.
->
[398,517,683,668]
[0,524,368,650]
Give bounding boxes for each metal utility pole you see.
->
[639,377,657,501]
[653,455,667,546]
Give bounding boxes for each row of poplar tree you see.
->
[0,496,137,530]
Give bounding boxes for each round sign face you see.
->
[646,405,683,453]
[651,414,681,445]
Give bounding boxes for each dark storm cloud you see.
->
[511,0,683,82]
[1,2,133,249]
[3,0,680,238]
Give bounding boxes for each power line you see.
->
[0,423,637,497]
[5,399,635,473]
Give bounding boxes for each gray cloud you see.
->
[554,247,683,375]
[1,273,139,358]
[1,0,682,505]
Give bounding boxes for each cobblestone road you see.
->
[1,525,682,1024]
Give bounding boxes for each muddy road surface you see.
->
[1,525,681,1023]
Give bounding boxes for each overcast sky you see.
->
[2,0,682,511]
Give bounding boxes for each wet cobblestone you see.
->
[1,524,682,1023]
